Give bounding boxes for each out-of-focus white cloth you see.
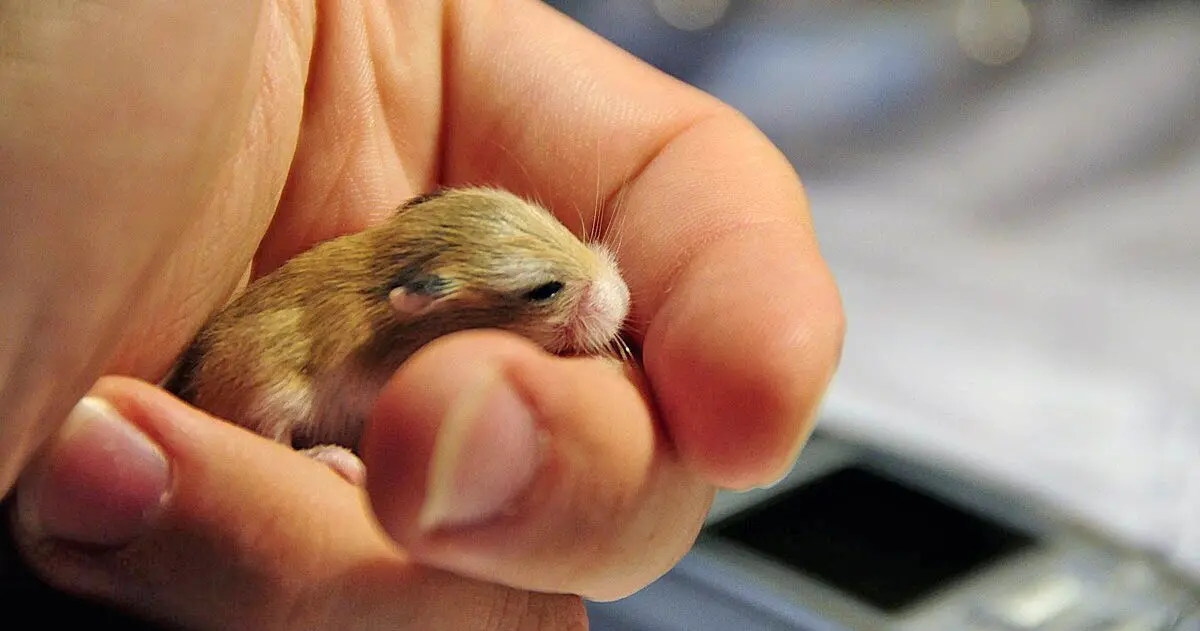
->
[804,5,1200,578]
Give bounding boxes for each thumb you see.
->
[7,376,585,631]
[362,330,714,602]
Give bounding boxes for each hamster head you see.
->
[370,187,631,355]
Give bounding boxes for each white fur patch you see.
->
[589,245,631,319]
[492,255,556,291]
[247,379,316,443]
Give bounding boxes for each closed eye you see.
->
[523,281,564,302]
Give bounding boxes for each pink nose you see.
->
[578,284,604,319]
[570,275,630,351]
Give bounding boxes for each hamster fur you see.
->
[166,187,630,467]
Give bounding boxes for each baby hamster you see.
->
[165,187,630,482]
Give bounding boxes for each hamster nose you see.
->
[572,271,630,351]
[571,243,630,351]
[587,270,630,326]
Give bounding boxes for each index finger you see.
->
[10,377,585,631]
[438,0,845,489]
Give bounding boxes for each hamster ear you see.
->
[388,274,452,317]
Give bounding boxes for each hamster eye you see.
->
[523,281,564,302]
[403,275,449,296]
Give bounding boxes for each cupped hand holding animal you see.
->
[0,1,844,629]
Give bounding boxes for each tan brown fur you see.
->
[166,188,628,453]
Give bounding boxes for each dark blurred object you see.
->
[555,0,1200,628]
[0,496,165,630]
[590,431,1200,630]
[709,466,1036,613]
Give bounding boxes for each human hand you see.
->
[2,0,844,628]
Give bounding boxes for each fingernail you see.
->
[17,396,170,547]
[418,369,543,532]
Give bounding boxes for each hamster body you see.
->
[167,187,630,454]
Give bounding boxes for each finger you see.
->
[439,0,845,489]
[361,330,716,602]
[10,376,585,631]
[252,0,444,274]
[0,0,265,494]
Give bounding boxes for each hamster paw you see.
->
[301,444,366,486]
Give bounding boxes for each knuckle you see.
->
[494,590,589,631]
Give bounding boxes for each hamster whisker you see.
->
[603,181,635,257]
[570,197,590,242]
[614,336,635,364]
[620,311,650,339]
[596,181,620,244]
[486,138,552,216]
[591,136,608,244]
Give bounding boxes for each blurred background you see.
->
[544,0,1200,586]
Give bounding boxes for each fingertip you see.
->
[645,229,845,490]
[363,330,708,599]
[362,330,549,539]
[11,374,588,630]
[10,376,383,629]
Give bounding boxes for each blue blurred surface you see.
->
[546,0,1200,624]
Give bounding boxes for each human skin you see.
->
[0,1,844,629]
